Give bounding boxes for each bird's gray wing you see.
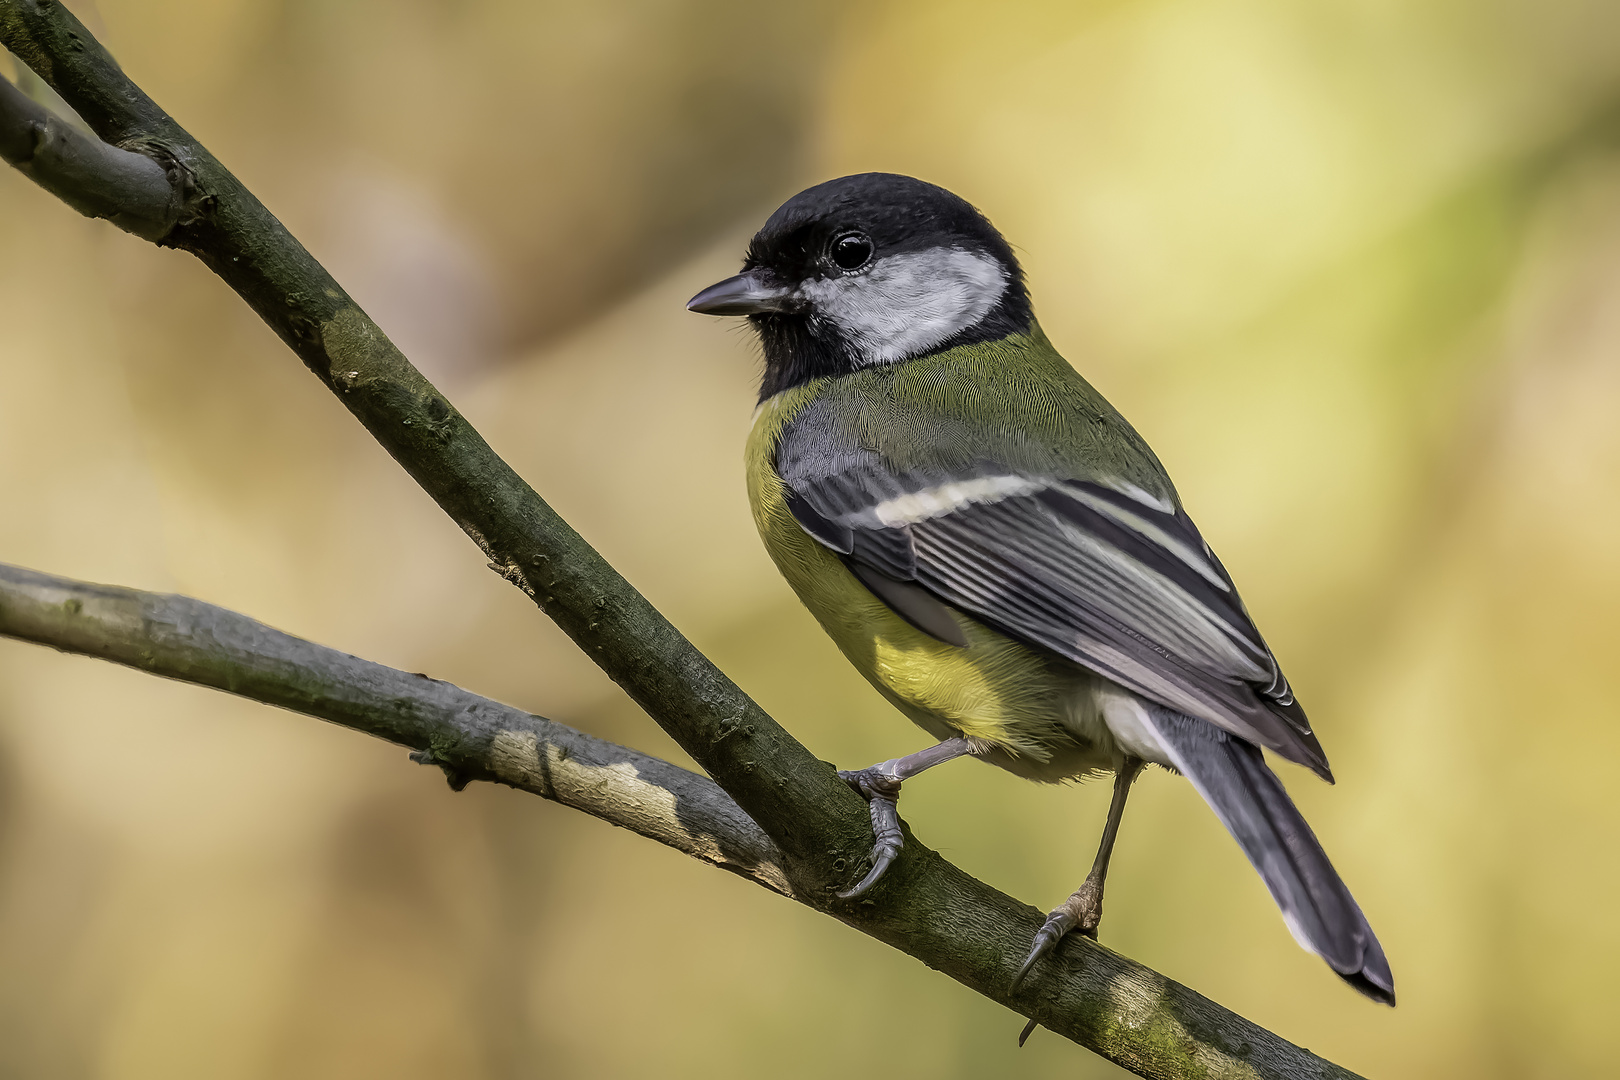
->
[776,416,1330,778]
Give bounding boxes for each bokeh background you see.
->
[4,0,1620,1076]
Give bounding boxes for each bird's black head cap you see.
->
[688,173,1033,400]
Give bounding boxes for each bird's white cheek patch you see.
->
[799,247,1008,365]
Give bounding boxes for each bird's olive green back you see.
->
[771,323,1179,501]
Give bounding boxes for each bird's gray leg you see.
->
[1011,756,1145,993]
[836,736,974,900]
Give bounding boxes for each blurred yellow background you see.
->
[4,0,1620,1076]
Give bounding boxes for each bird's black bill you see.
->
[686,272,801,316]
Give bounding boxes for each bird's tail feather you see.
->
[1143,706,1395,1005]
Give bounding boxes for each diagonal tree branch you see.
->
[0,4,1367,1076]
[0,561,793,896]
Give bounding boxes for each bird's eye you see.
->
[830,232,874,271]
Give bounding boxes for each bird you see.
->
[685,172,1394,1008]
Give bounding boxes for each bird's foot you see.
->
[836,766,905,899]
[1009,876,1104,993]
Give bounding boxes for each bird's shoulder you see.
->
[765,325,1176,505]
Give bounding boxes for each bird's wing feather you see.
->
[777,409,1329,777]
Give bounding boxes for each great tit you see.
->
[687,173,1394,1007]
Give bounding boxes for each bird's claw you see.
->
[1009,908,1077,994]
[837,767,905,899]
[1009,877,1105,994]
[1071,877,1105,939]
[839,765,903,802]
